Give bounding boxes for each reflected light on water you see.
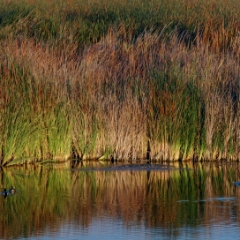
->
[23,219,240,240]
[2,162,240,239]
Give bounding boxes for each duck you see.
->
[9,186,16,194]
[2,188,8,198]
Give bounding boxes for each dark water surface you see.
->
[1,161,240,239]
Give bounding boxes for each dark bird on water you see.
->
[1,186,16,198]
[9,186,16,194]
[2,188,8,198]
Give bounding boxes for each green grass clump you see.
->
[147,68,204,160]
[0,60,72,165]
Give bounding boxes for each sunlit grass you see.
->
[0,0,240,164]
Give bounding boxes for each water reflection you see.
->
[1,162,240,239]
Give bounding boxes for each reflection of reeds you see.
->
[1,0,240,164]
[0,163,239,238]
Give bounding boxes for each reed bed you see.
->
[0,0,240,165]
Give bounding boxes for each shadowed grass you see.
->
[147,68,204,160]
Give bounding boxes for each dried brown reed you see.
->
[1,0,240,163]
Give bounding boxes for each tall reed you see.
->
[0,0,240,164]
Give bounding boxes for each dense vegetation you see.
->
[0,0,240,165]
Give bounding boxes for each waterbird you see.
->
[9,186,16,194]
[233,182,240,187]
[2,188,8,198]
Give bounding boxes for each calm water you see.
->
[1,162,240,240]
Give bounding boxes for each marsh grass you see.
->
[0,0,240,164]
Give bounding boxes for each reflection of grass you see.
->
[0,163,239,238]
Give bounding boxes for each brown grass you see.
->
[1,0,240,163]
